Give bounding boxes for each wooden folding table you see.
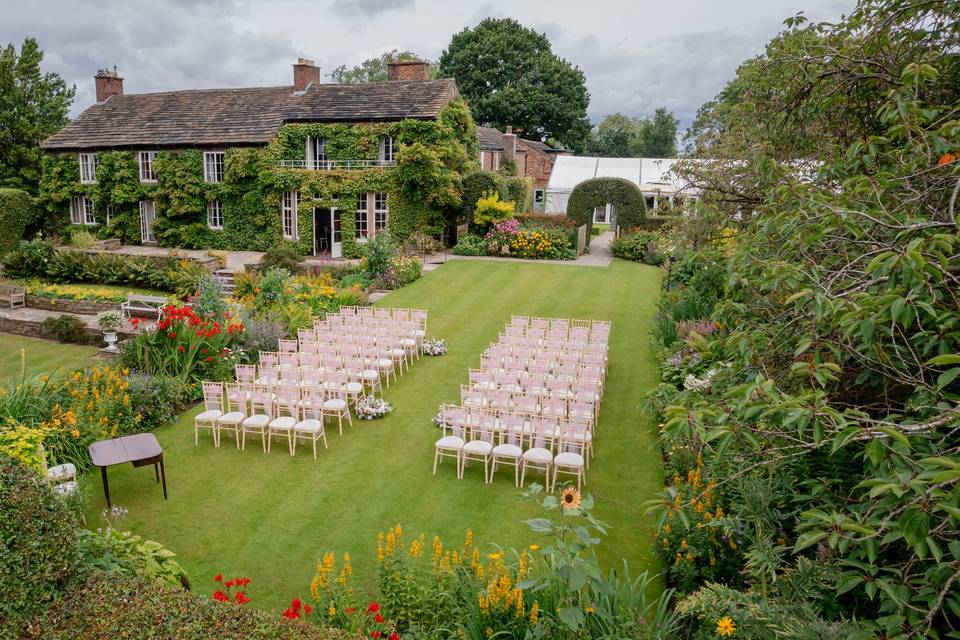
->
[88,433,167,509]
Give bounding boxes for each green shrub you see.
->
[338,273,373,290]
[24,570,342,640]
[515,212,578,228]
[0,454,81,640]
[453,234,487,256]
[460,170,505,221]
[473,191,515,229]
[0,188,38,255]
[1,239,55,277]
[388,255,422,289]
[503,175,533,211]
[362,232,395,281]
[126,374,194,431]
[42,314,90,344]
[69,227,97,249]
[77,527,190,590]
[567,177,647,236]
[611,231,663,264]
[259,243,303,273]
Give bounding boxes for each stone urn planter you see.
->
[97,310,124,352]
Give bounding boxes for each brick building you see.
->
[476,125,570,210]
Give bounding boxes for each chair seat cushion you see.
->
[436,435,464,450]
[195,409,223,422]
[294,419,323,433]
[361,369,379,379]
[217,411,245,424]
[324,399,347,411]
[413,329,426,338]
[269,416,297,429]
[391,349,405,357]
[493,443,522,458]
[377,358,394,368]
[463,440,493,455]
[242,415,270,428]
[555,452,584,467]
[345,382,363,394]
[403,338,416,347]
[523,448,553,464]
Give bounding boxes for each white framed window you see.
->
[78,153,97,183]
[70,196,96,225]
[306,137,327,169]
[534,189,545,204]
[138,151,157,182]
[207,200,224,230]
[355,194,369,239]
[479,150,487,168]
[281,191,299,240]
[492,151,500,171]
[203,151,225,183]
[373,192,388,233]
[139,200,156,243]
[105,205,113,226]
[379,136,395,163]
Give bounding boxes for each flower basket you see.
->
[356,396,393,420]
[421,339,447,356]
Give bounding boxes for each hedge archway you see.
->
[566,177,647,237]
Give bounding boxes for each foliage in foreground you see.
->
[641,1,960,637]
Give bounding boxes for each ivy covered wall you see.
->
[39,99,479,258]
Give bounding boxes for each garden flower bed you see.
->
[454,215,578,260]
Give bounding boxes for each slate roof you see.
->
[41,78,460,151]
[477,125,504,151]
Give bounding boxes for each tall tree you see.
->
[329,50,433,84]
[585,108,678,157]
[0,38,74,194]
[438,18,590,150]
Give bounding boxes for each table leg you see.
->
[100,465,111,509]
[154,462,159,483]
[159,458,167,499]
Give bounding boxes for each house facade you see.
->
[40,59,477,259]
[476,125,569,211]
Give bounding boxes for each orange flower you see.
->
[938,152,957,166]
[561,487,581,510]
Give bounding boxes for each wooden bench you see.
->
[120,294,167,319]
[0,284,26,309]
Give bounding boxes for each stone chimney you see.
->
[502,125,518,172]
[94,67,123,102]
[293,58,320,91]
[387,59,430,81]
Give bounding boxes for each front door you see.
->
[331,208,342,258]
[313,207,331,256]
[139,201,156,243]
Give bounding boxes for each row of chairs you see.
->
[508,315,610,334]
[236,363,373,404]
[461,385,598,425]
[433,405,590,489]
[195,381,353,459]
[254,351,401,386]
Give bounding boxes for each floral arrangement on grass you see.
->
[420,339,447,356]
[355,396,393,420]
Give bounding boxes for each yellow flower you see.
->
[529,602,540,625]
[561,487,581,510]
[585,606,595,614]
[529,544,538,551]
[328,606,336,617]
[71,429,80,438]
[716,616,736,637]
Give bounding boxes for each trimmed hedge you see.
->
[24,571,353,640]
[503,175,533,212]
[460,170,504,222]
[515,212,578,229]
[0,454,81,640]
[566,177,647,237]
[0,188,38,255]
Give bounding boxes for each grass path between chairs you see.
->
[0,333,98,382]
[80,258,665,612]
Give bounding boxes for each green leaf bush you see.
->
[0,453,81,640]
[42,314,90,344]
[0,188,39,254]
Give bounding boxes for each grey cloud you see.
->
[329,0,415,20]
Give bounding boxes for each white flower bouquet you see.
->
[356,395,393,420]
[422,338,447,356]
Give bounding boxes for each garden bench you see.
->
[0,284,26,309]
[120,294,167,319]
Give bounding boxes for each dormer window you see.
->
[79,153,97,183]
[204,152,225,183]
[379,136,395,164]
[138,151,157,182]
[306,137,327,169]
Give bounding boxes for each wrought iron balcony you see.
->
[277,159,397,170]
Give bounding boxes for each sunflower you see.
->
[716,616,736,637]
[561,487,581,510]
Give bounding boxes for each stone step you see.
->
[213,269,235,296]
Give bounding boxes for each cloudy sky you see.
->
[2,0,853,127]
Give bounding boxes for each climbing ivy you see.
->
[38,98,479,257]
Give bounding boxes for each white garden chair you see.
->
[235,364,257,385]
[267,385,300,455]
[195,381,224,446]
[294,389,327,459]
[491,412,524,486]
[461,410,496,483]
[552,426,587,491]
[520,417,555,487]
[241,384,273,452]
[322,387,352,435]
[217,382,247,449]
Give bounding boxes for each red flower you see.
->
[371,633,382,639]
[212,589,230,602]
[345,607,357,615]
[389,634,399,640]
[178,345,185,352]
[206,356,213,362]
[168,331,176,338]
[291,598,302,610]
[214,573,222,582]
[201,348,208,354]
[366,602,380,614]
[237,577,251,587]
[225,579,235,588]
[235,591,251,605]
[304,604,313,615]
[282,608,300,620]
[374,613,383,623]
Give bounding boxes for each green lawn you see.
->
[79,259,665,611]
[0,333,98,383]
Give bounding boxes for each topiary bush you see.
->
[0,453,81,640]
[0,188,39,256]
[452,234,487,256]
[258,243,303,273]
[42,314,90,344]
[566,177,647,237]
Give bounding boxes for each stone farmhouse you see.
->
[39,59,491,259]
